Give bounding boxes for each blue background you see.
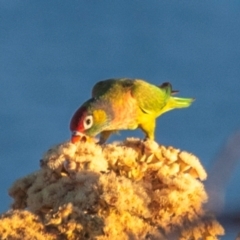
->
[1,1,240,239]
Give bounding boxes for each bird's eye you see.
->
[83,115,93,130]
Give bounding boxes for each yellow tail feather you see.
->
[161,97,195,114]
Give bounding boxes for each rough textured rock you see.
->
[0,138,224,239]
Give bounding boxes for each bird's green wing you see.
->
[92,78,172,115]
[130,80,171,115]
[91,79,117,98]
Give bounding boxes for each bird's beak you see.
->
[71,131,83,143]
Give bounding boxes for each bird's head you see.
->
[70,98,112,143]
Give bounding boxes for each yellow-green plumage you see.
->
[70,78,194,143]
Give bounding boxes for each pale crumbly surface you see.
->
[0,138,224,239]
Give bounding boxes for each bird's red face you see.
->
[70,98,112,144]
[70,106,94,143]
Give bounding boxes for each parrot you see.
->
[70,78,194,144]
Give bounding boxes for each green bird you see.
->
[70,78,194,144]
